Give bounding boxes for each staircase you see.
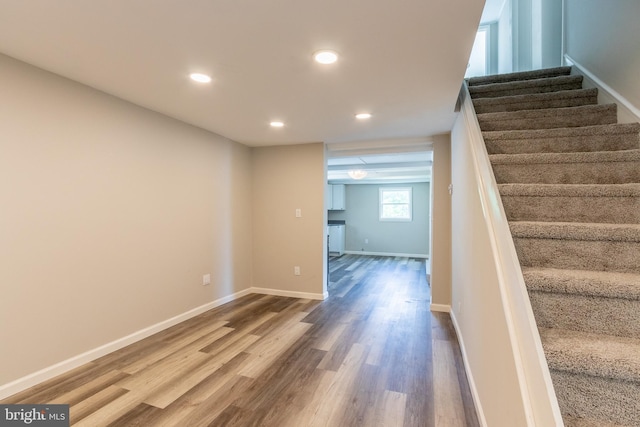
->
[468,67,640,427]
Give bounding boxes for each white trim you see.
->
[249,287,327,301]
[343,250,429,259]
[0,288,253,400]
[429,303,451,313]
[451,310,488,427]
[565,54,640,124]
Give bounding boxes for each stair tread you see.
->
[540,327,640,383]
[498,183,640,197]
[489,148,640,164]
[477,103,616,122]
[483,123,640,141]
[564,415,631,427]
[467,66,571,86]
[523,267,640,300]
[472,88,597,107]
[510,221,640,242]
[469,75,583,97]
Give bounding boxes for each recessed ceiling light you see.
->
[189,73,212,83]
[355,113,372,119]
[348,170,368,180]
[270,121,284,128]
[314,50,338,64]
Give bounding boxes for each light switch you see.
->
[295,208,302,218]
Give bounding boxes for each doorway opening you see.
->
[324,140,433,296]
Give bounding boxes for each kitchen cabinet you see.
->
[328,224,345,255]
[327,184,345,210]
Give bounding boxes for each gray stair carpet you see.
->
[470,67,640,426]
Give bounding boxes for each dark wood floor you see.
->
[3,254,479,426]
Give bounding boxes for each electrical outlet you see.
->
[295,208,302,218]
[364,238,369,244]
[203,274,211,286]
[294,266,301,276]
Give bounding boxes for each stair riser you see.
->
[530,291,640,338]
[493,161,640,184]
[473,94,597,114]
[551,370,640,426]
[502,196,640,223]
[485,134,640,154]
[514,238,640,273]
[469,81,583,99]
[478,111,617,132]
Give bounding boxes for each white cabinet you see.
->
[328,225,345,255]
[327,184,345,210]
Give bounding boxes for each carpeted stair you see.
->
[468,66,640,426]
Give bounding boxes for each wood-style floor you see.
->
[3,255,479,426]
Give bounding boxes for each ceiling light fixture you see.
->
[314,50,338,64]
[355,113,372,119]
[190,73,212,83]
[348,170,368,180]
[270,121,284,127]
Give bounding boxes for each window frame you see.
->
[379,187,413,222]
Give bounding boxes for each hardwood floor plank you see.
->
[117,351,212,394]
[312,322,347,351]
[238,320,312,378]
[202,333,261,365]
[69,385,129,424]
[5,362,114,404]
[166,376,254,427]
[143,354,224,409]
[105,403,160,427]
[49,370,129,406]
[306,343,369,427]
[379,390,408,427]
[120,321,230,375]
[433,339,466,427]
[73,388,143,426]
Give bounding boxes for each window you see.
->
[379,187,412,221]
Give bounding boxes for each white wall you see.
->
[564,0,640,111]
[328,183,430,256]
[497,0,562,73]
[0,54,253,386]
[539,0,562,68]
[497,0,513,73]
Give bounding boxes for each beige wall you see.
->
[450,110,528,426]
[251,144,326,297]
[0,54,253,385]
[430,134,452,307]
[564,0,640,111]
[328,183,430,256]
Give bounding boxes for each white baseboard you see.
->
[343,250,429,259]
[450,310,488,427]
[429,303,451,313]
[565,54,640,124]
[249,287,327,300]
[0,288,253,400]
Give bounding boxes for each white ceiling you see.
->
[328,152,432,184]
[0,0,485,147]
[327,137,432,184]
